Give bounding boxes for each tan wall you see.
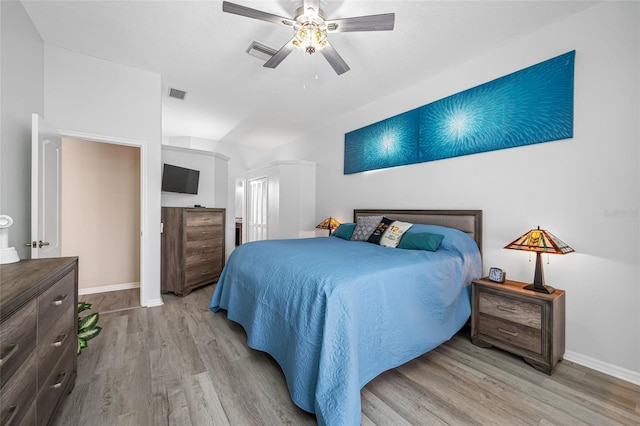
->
[61,138,140,291]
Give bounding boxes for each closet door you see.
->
[247,177,268,242]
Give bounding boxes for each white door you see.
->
[247,177,268,242]
[30,113,62,258]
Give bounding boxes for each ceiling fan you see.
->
[222,0,395,75]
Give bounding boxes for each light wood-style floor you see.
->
[79,288,140,314]
[54,284,640,425]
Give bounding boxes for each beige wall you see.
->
[61,138,140,291]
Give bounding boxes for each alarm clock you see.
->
[488,267,506,283]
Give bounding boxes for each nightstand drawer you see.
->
[478,291,542,329]
[478,314,542,354]
[0,299,37,388]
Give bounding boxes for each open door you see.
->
[30,113,62,258]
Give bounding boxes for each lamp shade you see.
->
[504,226,574,255]
[504,226,573,294]
[316,217,340,235]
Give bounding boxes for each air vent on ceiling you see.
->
[168,88,187,100]
[246,41,276,61]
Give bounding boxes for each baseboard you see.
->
[143,297,164,308]
[78,282,140,295]
[564,350,640,386]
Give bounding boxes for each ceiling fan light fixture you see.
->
[293,23,327,54]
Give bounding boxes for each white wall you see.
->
[161,144,229,209]
[0,1,44,260]
[44,45,163,307]
[162,136,273,258]
[246,160,317,240]
[275,2,640,381]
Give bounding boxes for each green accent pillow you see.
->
[397,232,444,251]
[332,223,356,240]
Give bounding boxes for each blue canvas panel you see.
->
[344,109,420,173]
[344,50,575,174]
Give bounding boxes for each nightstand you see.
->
[471,278,565,374]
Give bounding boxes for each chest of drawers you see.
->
[0,257,78,425]
[161,207,225,296]
[471,278,565,374]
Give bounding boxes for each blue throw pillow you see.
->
[332,223,356,240]
[397,232,444,251]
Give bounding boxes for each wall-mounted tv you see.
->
[161,163,200,194]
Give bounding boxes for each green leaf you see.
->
[79,312,100,331]
[77,303,101,355]
[77,338,87,355]
[78,301,92,313]
[78,326,102,341]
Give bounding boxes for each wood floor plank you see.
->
[51,285,640,426]
[361,387,415,426]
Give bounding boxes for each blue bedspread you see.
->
[210,225,481,425]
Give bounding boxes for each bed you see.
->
[209,209,482,425]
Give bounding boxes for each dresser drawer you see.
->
[0,352,37,426]
[478,314,542,354]
[38,270,75,328]
[0,299,37,388]
[186,263,221,287]
[38,302,75,391]
[185,250,222,268]
[478,291,542,329]
[186,238,223,255]
[186,225,223,241]
[185,211,223,227]
[37,345,75,426]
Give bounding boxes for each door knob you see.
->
[25,241,50,248]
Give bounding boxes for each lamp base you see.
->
[0,247,20,264]
[523,283,555,294]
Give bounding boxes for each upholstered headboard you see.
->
[353,209,483,254]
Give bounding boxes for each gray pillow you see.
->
[350,215,383,241]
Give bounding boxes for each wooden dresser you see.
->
[161,207,225,296]
[0,257,78,425]
[471,278,565,374]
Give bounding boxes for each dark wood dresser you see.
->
[161,207,225,296]
[0,257,78,425]
[471,278,565,374]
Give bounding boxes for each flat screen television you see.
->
[161,163,200,194]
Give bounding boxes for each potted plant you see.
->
[77,302,102,354]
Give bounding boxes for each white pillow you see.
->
[380,221,413,247]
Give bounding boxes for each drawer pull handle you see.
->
[53,294,68,306]
[0,343,18,367]
[201,231,211,234]
[51,372,66,390]
[497,305,517,314]
[497,327,519,337]
[2,404,18,426]
[53,333,68,348]
[201,245,210,248]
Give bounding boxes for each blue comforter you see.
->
[210,224,481,425]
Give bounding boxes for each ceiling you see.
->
[22,1,597,149]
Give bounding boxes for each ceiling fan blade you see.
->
[264,38,297,69]
[222,1,294,27]
[320,42,350,75]
[326,13,395,32]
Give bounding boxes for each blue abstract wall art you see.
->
[344,51,575,174]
